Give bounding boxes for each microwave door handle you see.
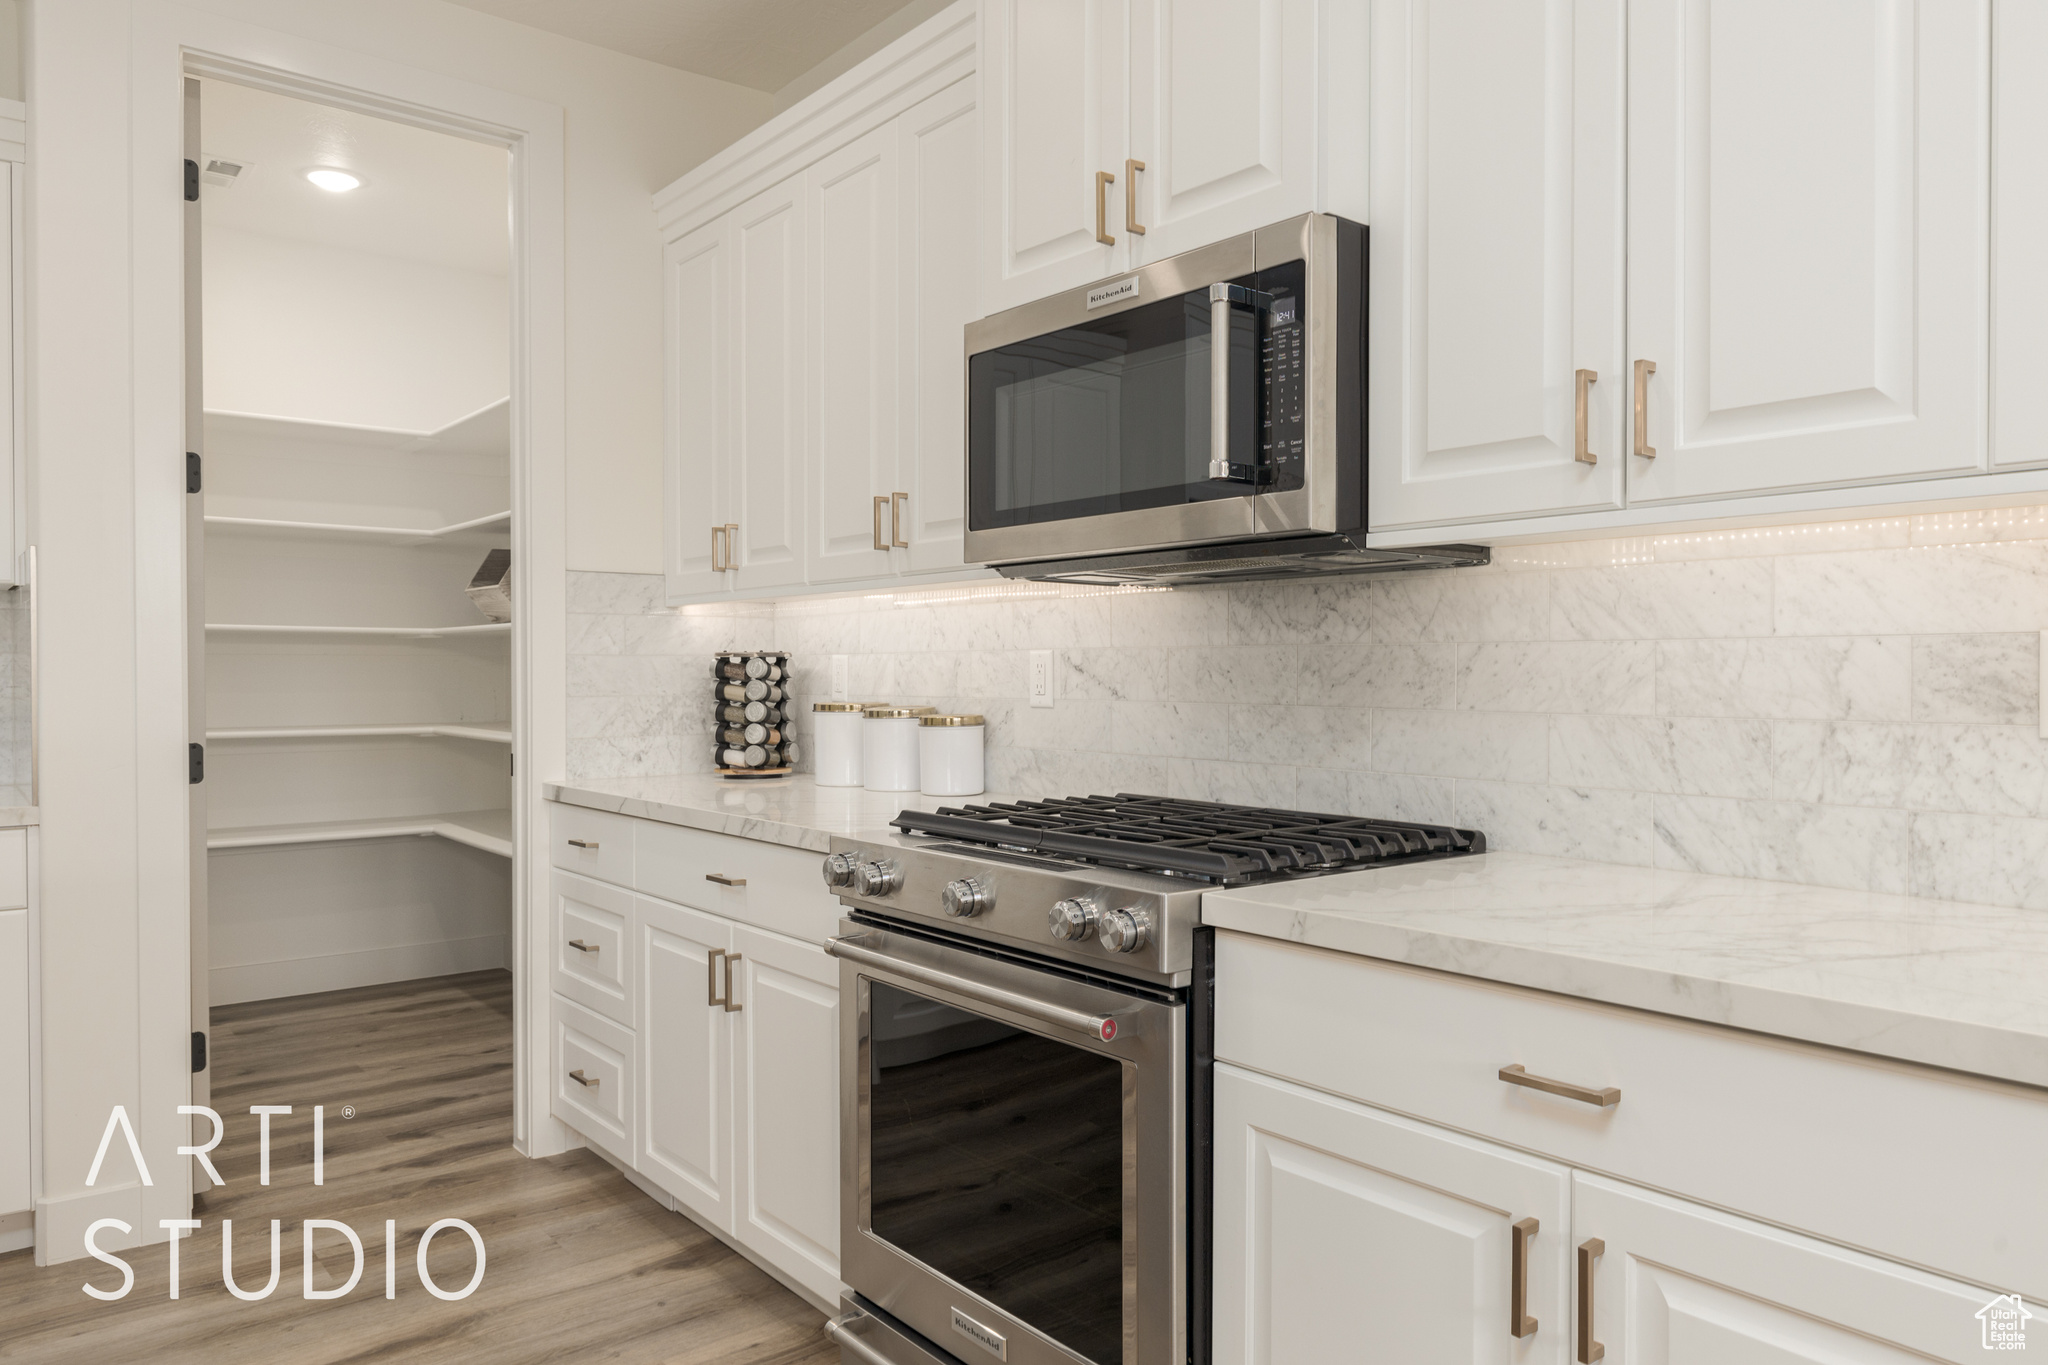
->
[1207,283,1274,482]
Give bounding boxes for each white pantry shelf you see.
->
[207,722,512,744]
[205,622,511,639]
[204,510,511,544]
[207,808,512,858]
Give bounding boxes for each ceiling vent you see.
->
[200,156,249,189]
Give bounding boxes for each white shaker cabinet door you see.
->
[729,925,841,1306]
[1573,1173,1996,1364]
[1214,1064,1573,1365]
[1993,0,2048,469]
[1125,0,1324,265]
[635,895,734,1230]
[1367,0,1628,530]
[803,127,900,585]
[729,179,809,592]
[663,214,732,601]
[979,0,1129,313]
[1625,0,1988,502]
[897,79,979,575]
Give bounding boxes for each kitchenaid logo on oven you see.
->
[1979,1294,2033,1351]
[951,1305,1008,1358]
[73,1104,486,1304]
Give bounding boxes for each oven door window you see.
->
[967,259,1307,532]
[866,981,1128,1365]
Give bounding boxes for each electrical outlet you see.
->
[1029,650,1054,708]
[831,654,849,703]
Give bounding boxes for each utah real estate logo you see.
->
[1979,1294,2033,1352]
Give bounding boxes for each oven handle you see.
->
[824,1313,897,1365]
[1207,282,1273,482]
[827,934,1125,1042]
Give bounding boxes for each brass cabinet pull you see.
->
[723,954,743,1013]
[711,524,726,572]
[1125,158,1146,234]
[890,492,908,547]
[1510,1217,1539,1338]
[1574,369,1598,464]
[1577,1238,1606,1362]
[566,839,599,849]
[707,947,727,1007]
[1095,170,1116,245]
[568,1069,597,1088]
[1500,1063,1621,1108]
[567,939,598,954]
[872,495,888,551]
[705,873,746,887]
[723,522,739,571]
[1633,359,1657,458]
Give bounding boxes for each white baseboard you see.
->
[211,934,509,1005]
[36,1182,145,1266]
[0,1207,33,1254]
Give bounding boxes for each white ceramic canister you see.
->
[919,714,986,797]
[811,702,865,787]
[862,707,923,792]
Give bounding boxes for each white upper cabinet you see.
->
[1993,0,2047,470]
[1125,0,1324,264]
[803,128,900,585]
[729,179,809,592]
[1624,0,1988,504]
[662,216,733,599]
[979,0,1129,314]
[896,79,981,574]
[1367,0,1627,531]
[979,0,1363,313]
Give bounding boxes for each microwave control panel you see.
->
[1255,256,1308,492]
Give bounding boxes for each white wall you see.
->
[22,0,773,1262]
[204,227,509,431]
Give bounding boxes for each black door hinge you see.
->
[191,1031,207,1073]
[184,159,199,202]
[186,451,201,494]
[188,742,204,784]
[509,752,515,777]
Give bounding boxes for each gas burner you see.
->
[892,793,1484,886]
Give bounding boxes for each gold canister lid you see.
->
[812,701,864,712]
[863,706,917,719]
[920,714,985,727]
[858,701,896,712]
[905,705,941,715]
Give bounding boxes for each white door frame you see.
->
[117,3,569,1251]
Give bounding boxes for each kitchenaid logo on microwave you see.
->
[1086,275,1139,310]
[73,1104,486,1304]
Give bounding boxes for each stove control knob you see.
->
[820,852,859,889]
[1099,907,1153,955]
[853,859,902,898]
[1048,897,1100,942]
[941,877,993,918]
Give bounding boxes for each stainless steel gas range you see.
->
[818,795,1484,1365]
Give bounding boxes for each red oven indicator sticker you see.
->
[1099,1019,1117,1041]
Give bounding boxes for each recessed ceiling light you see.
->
[304,168,360,193]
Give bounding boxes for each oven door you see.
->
[831,920,1185,1365]
[963,214,1347,568]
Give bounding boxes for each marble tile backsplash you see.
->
[568,505,2048,912]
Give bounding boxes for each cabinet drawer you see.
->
[551,871,633,1027]
[553,994,634,1164]
[549,804,634,887]
[635,822,841,945]
[1216,932,2048,1297]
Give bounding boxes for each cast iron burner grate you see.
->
[892,794,1485,885]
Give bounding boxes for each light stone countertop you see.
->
[1203,850,2048,1090]
[543,773,1014,853]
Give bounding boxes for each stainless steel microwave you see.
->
[963,213,1486,584]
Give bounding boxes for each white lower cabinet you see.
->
[636,894,733,1229]
[1215,1064,1572,1364]
[1,907,27,1217]
[1575,1174,1989,1365]
[729,926,841,1305]
[553,995,636,1164]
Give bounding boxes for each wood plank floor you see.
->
[0,971,840,1364]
